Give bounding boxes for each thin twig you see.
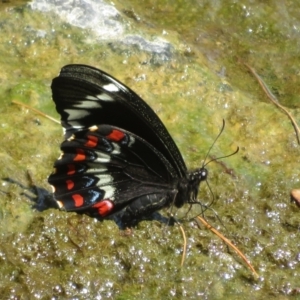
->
[243,62,300,145]
[12,100,60,124]
[196,216,258,277]
[178,224,187,266]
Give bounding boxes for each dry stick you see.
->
[178,224,187,267]
[12,100,60,124]
[196,216,258,277]
[243,63,300,145]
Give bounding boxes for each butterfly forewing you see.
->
[51,64,187,178]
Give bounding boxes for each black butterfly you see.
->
[48,64,208,226]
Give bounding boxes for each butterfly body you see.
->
[48,65,207,225]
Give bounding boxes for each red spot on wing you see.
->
[74,149,86,161]
[66,179,74,190]
[72,194,84,207]
[67,164,76,175]
[92,200,114,216]
[85,135,98,148]
[106,129,125,142]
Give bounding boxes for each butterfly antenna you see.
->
[202,119,226,167]
[202,119,239,168]
[204,146,239,167]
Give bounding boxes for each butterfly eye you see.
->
[201,169,208,180]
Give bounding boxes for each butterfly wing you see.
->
[48,125,177,219]
[51,64,187,178]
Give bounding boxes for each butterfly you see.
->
[48,64,209,226]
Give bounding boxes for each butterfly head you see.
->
[174,167,208,208]
[188,167,208,200]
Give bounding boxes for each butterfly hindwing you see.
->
[48,125,176,218]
